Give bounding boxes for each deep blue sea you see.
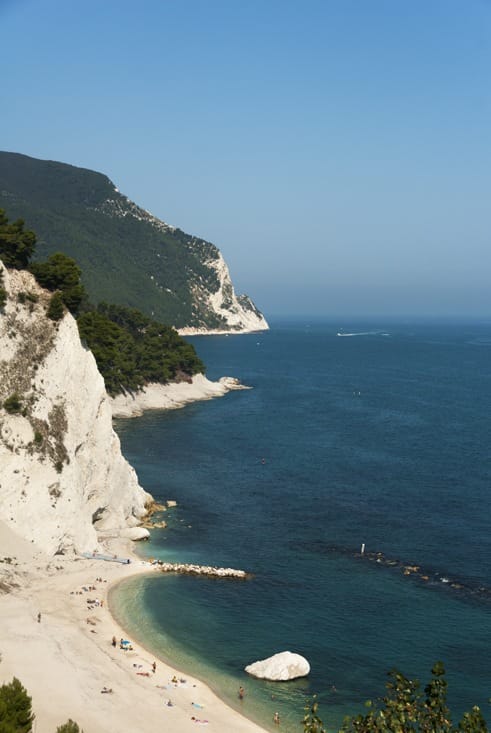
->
[111,320,491,732]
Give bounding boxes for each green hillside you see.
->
[0,151,227,328]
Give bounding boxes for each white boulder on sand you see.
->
[245,651,310,681]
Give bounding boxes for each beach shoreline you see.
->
[0,524,270,733]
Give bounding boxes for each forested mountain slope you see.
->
[0,151,268,332]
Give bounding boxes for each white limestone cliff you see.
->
[0,263,153,556]
[96,192,268,335]
[178,252,269,336]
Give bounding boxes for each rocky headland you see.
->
[110,374,250,418]
[0,262,153,556]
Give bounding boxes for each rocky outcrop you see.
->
[0,263,153,556]
[245,652,310,681]
[178,252,269,335]
[110,374,250,418]
[119,527,150,541]
[94,197,269,335]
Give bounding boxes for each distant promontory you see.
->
[0,151,268,334]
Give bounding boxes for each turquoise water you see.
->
[112,320,491,731]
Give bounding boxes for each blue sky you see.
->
[1,0,490,318]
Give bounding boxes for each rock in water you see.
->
[245,652,310,681]
[120,527,150,541]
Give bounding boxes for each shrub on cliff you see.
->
[3,393,23,414]
[0,209,36,270]
[30,253,86,316]
[0,270,6,308]
[47,291,65,321]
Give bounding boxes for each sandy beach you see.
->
[0,521,268,733]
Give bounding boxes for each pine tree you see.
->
[0,677,34,733]
[0,210,36,270]
[303,664,489,733]
[47,291,65,321]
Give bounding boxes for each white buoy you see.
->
[361,543,365,555]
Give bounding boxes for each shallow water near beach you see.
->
[112,319,491,731]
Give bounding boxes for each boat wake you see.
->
[337,330,390,337]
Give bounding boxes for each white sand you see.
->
[0,522,268,733]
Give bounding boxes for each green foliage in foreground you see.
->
[303,696,327,733]
[77,303,204,396]
[0,677,82,733]
[0,677,34,733]
[304,663,488,733]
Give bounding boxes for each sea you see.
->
[110,319,491,732]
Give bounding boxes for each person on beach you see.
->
[152,661,157,673]
[273,711,280,725]
[37,612,41,623]
[112,636,117,647]
[238,686,245,700]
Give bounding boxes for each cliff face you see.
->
[0,151,269,333]
[0,263,152,556]
[179,251,269,335]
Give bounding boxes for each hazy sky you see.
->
[1,0,490,318]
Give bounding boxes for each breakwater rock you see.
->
[152,561,250,579]
[313,543,491,603]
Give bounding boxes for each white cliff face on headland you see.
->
[0,263,152,556]
[94,191,268,335]
[178,251,269,336]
